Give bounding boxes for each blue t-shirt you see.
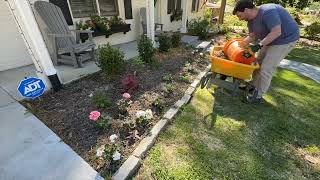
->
[248,4,300,45]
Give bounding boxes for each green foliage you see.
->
[96,114,111,130]
[187,18,210,40]
[158,33,172,52]
[152,98,164,111]
[109,16,126,26]
[132,57,145,69]
[163,83,175,96]
[90,15,110,32]
[286,7,303,25]
[75,20,91,30]
[96,43,125,75]
[305,21,320,39]
[254,0,310,9]
[179,75,190,83]
[138,35,156,63]
[91,90,111,108]
[171,32,181,48]
[150,59,162,70]
[162,73,173,83]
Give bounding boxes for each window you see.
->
[192,0,200,12]
[69,0,118,18]
[167,0,182,14]
[124,0,132,19]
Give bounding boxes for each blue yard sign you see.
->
[18,77,46,98]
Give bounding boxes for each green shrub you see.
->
[138,35,156,63]
[152,98,164,111]
[132,57,145,69]
[286,7,303,25]
[162,73,173,82]
[187,18,210,40]
[158,33,172,52]
[96,43,125,75]
[179,75,190,83]
[305,21,320,39]
[91,90,111,108]
[171,32,181,48]
[163,83,175,96]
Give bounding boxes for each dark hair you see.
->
[233,0,255,15]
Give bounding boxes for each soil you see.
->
[21,46,209,177]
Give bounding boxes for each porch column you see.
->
[180,0,188,33]
[146,0,155,45]
[8,0,62,91]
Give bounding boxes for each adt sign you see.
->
[18,77,46,98]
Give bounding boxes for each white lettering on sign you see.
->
[24,80,41,94]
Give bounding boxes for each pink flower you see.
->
[122,93,131,100]
[89,111,101,121]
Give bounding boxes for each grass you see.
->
[135,69,320,179]
[286,46,320,67]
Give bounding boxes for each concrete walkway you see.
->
[0,87,103,180]
[280,59,320,83]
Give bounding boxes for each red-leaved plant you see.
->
[121,75,138,93]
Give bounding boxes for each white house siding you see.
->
[0,0,33,72]
[158,0,206,32]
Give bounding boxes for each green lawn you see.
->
[135,69,320,180]
[286,46,320,67]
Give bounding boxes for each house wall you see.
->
[158,0,206,32]
[0,0,33,72]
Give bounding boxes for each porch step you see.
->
[181,35,199,45]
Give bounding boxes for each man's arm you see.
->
[260,25,282,46]
[244,32,256,45]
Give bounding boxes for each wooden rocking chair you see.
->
[34,1,96,68]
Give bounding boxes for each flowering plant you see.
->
[89,111,111,129]
[96,134,122,162]
[136,109,153,127]
[117,93,132,114]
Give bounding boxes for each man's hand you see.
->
[247,43,262,53]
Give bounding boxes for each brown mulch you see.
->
[21,46,210,177]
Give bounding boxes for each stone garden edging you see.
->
[112,64,212,180]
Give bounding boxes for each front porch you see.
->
[0,41,138,101]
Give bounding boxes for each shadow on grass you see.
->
[286,46,320,67]
[138,69,320,179]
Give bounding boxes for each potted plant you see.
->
[170,9,183,22]
[109,16,131,34]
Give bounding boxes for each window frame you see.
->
[191,0,200,13]
[123,0,133,19]
[68,0,119,18]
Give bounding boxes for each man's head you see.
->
[233,0,257,21]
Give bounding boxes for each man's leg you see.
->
[251,46,268,87]
[254,41,297,97]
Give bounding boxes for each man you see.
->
[233,0,300,103]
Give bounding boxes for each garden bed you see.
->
[21,46,209,177]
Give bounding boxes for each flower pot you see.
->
[110,24,131,34]
[223,38,256,65]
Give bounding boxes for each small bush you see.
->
[158,33,172,52]
[171,32,181,48]
[305,21,320,39]
[187,18,210,40]
[152,98,164,111]
[162,73,173,82]
[96,43,125,75]
[179,75,190,83]
[132,57,145,69]
[286,7,303,25]
[138,35,156,63]
[163,83,174,96]
[91,90,111,108]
